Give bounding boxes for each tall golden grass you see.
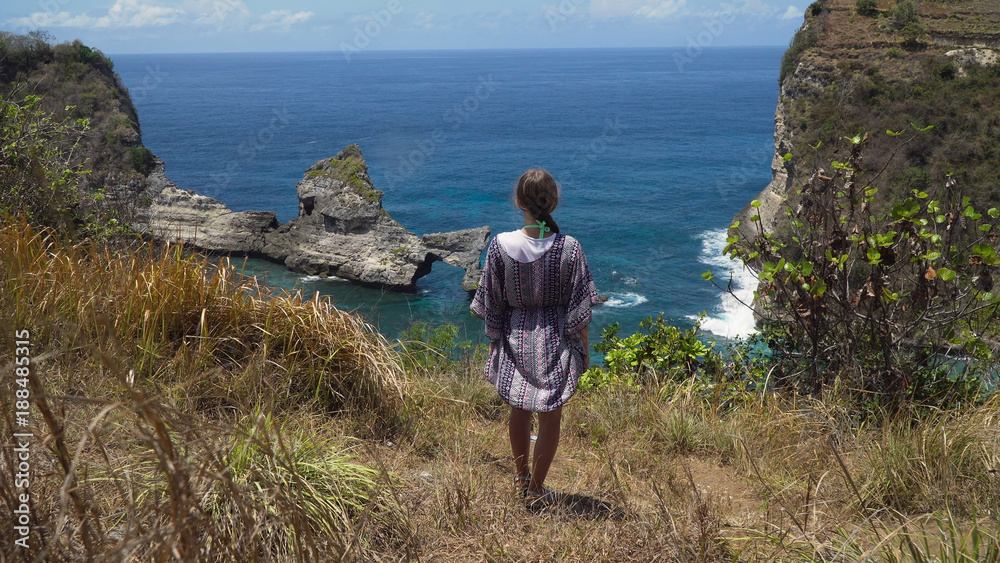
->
[0,217,412,559]
[0,217,404,423]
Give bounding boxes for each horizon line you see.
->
[106,44,789,57]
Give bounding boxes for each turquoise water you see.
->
[113,48,781,342]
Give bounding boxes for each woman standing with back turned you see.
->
[471,169,600,505]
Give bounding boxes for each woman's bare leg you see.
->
[509,407,532,479]
[529,406,562,493]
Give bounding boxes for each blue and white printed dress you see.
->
[471,232,600,413]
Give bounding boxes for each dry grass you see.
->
[1,217,999,560]
[0,218,410,559]
[0,217,404,425]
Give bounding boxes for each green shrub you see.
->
[810,1,824,16]
[896,166,932,191]
[0,30,54,82]
[901,21,928,47]
[129,146,156,175]
[856,0,880,17]
[398,322,478,372]
[891,0,920,29]
[0,94,91,236]
[939,63,958,81]
[580,314,721,391]
[723,133,1000,406]
[781,25,819,83]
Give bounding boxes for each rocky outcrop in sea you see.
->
[142,145,490,292]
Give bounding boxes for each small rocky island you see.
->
[143,145,490,292]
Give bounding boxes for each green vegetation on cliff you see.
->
[306,144,382,202]
[728,0,1000,403]
[780,0,1000,208]
[0,31,151,235]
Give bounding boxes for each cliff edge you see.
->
[734,0,1000,242]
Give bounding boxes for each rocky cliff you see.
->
[145,145,490,293]
[0,32,151,204]
[734,0,1000,242]
[1,31,489,294]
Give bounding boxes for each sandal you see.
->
[514,473,532,497]
[525,486,560,509]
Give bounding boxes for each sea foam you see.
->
[299,275,346,283]
[694,229,758,339]
[603,292,649,308]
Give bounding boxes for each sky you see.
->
[3,0,813,54]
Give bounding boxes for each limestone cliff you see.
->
[148,146,490,293]
[734,0,1000,242]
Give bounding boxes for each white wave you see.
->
[299,275,345,283]
[603,292,649,308]
[695,229,758,339]
[610,270,639,287]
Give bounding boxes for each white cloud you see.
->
[9,0,183,29]
[634,0,687,19]
[7,0,304,31]
[779,5,804,20]
[250,10,315,31]
[104,0,184,27]
[9,11,94,28]
[723,0,782,20]
[412,11,436,29]
[590,0,645,19]
[590,0,688,20]
[188,0,251,26]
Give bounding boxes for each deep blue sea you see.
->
[112,48,780,343]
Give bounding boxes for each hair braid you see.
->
[515,169,561,234]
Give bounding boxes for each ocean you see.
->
[112,47,780,344]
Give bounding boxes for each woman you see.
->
[471,169,600,504]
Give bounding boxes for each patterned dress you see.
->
[471,233,600,412]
